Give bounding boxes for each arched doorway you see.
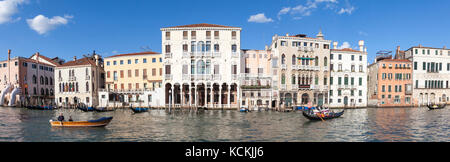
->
[301,93,309,105]
[285,93,292,106]
[344,96,348,107]
[318,94,324,106]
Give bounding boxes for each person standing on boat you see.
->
[57,113,65,121]
[68,116,73,122]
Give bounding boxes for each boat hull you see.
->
[427,104,446,110]
[49,117,113,127]
[302,110,345,121]
[130,107,149,113]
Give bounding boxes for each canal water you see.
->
[0,107,448,142]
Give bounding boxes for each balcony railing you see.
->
[232,52,239,58]
[324,66,328,71]
[232,74,239,80]
[213,74,221,81]
[281,84,287,90]
[86,75,90,80]
[69,76,76,82]
[164,74,172,80]
[182,74,190,81]
[164,53,172,58]
[292,65,298,70]
[292,84,298,90]
[281,64,287,70]
[298,65,320,71]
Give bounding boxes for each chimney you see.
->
[73,56,77,61]
[36,52,40,63]
[8,49,11,61]
[359,40,365,52]
[333,42,338,49]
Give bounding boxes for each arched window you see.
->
[50,77,53,85]
[40,76,44,85]
[45,77,48,85]
[315,56,319,66]
[46,88,49,96]
[281,74,286,84]
[33,75,37,84]
[292,75,296,84]
[281,54,286,65]
[41,88,44,95]
[33,87,37,95]
[76,83,79,92]
[324,57,328,66]
[301,56,305,65]
[197,60,205,74]
[59,71,61,78]
[292,55,296,65]
[86,82,89,92]
[197,41,205,52]
[50,89,54,96]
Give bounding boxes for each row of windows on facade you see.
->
[382,63,411,69]
[329,98,364,104]
[280,55,327,66]
[58,69,94,79]
[59,82,91,93]
[165,31,238,40]
[413,62,450,72]
[379,96,411,104]
[329,90,364,97]
[414,48,450,55]
[110,82,162,90]
[168,63,238,75]
[415,80,449,89]
[0,62,54,72]
[329,77,364,86]
[244,53,270,59]
[330,64,364,72]
[381,73,412,80]
[242,91,271,97]
[106,58,162,66]
[107,68,162,80]
[24,87,54,96]
[58,97,91,104]
[277,41,330,49]
[380,84,409,93]
[330,54,363,61]
[281,75,322,85]
[28,75,53,85]
[165,43,238,53]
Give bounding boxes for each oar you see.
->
[316,112,325,122]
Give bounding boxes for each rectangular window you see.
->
[192,31,196,39]
[165,32,170,40]
[232,31,236,39]
[414,62,417,70]
[214,31,219,39]
[143,58,147,63]
[120,70,124,78]
[128,70,132,78]
[152,58,156,63]
[152,68,156,76]
[206,31,211,39]
[135,69,139,77]
[183,31,188,39]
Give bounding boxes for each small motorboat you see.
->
[427,103,446,110]
[240,107,249,112]
[78,106,95,112]
[302,109,345,121]
[93,107,115,112]
[49,117,113,127]
[130,107,149,113]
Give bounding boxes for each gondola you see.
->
[93,107,115,112]
[302,109,345,121]
[77,106,95,112]
[50,117,113,127]
[130,107,149,113]
[427,103,446,110]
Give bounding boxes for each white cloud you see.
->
[338,6,355,14]
[358,31,368,36]
[27,14,73,35]
[338,42,351,49]
[248,13,273,23]
[277,0,339,20]
[0,0,27,24]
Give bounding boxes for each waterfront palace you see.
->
[1,23,450,109]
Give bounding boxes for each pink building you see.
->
[0,50,62,106]
[240,49,273,109]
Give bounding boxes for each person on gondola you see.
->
[68,116,73,122]
[57,113,65,121]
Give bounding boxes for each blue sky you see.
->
[0,0,449,64]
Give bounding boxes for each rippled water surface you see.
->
[0,107,448,142]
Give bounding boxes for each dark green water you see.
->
[0,107,448,142]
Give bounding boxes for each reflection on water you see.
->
[0,107,448,142]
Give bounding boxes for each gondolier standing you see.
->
[58,113,65,121]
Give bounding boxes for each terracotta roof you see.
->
[332,48,361,52]
[59,57,96,67]
[164,23,240,29]
[29,53,62,66]
[106,51,161,58]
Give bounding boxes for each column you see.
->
[219,86,222,107]
[210,87,213,108]
[171,86,174,106]
[194,85,198,107]
[204,86,207,107]
[227,85,231,108]
[180,86,184,107]
[237,86,240,108]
